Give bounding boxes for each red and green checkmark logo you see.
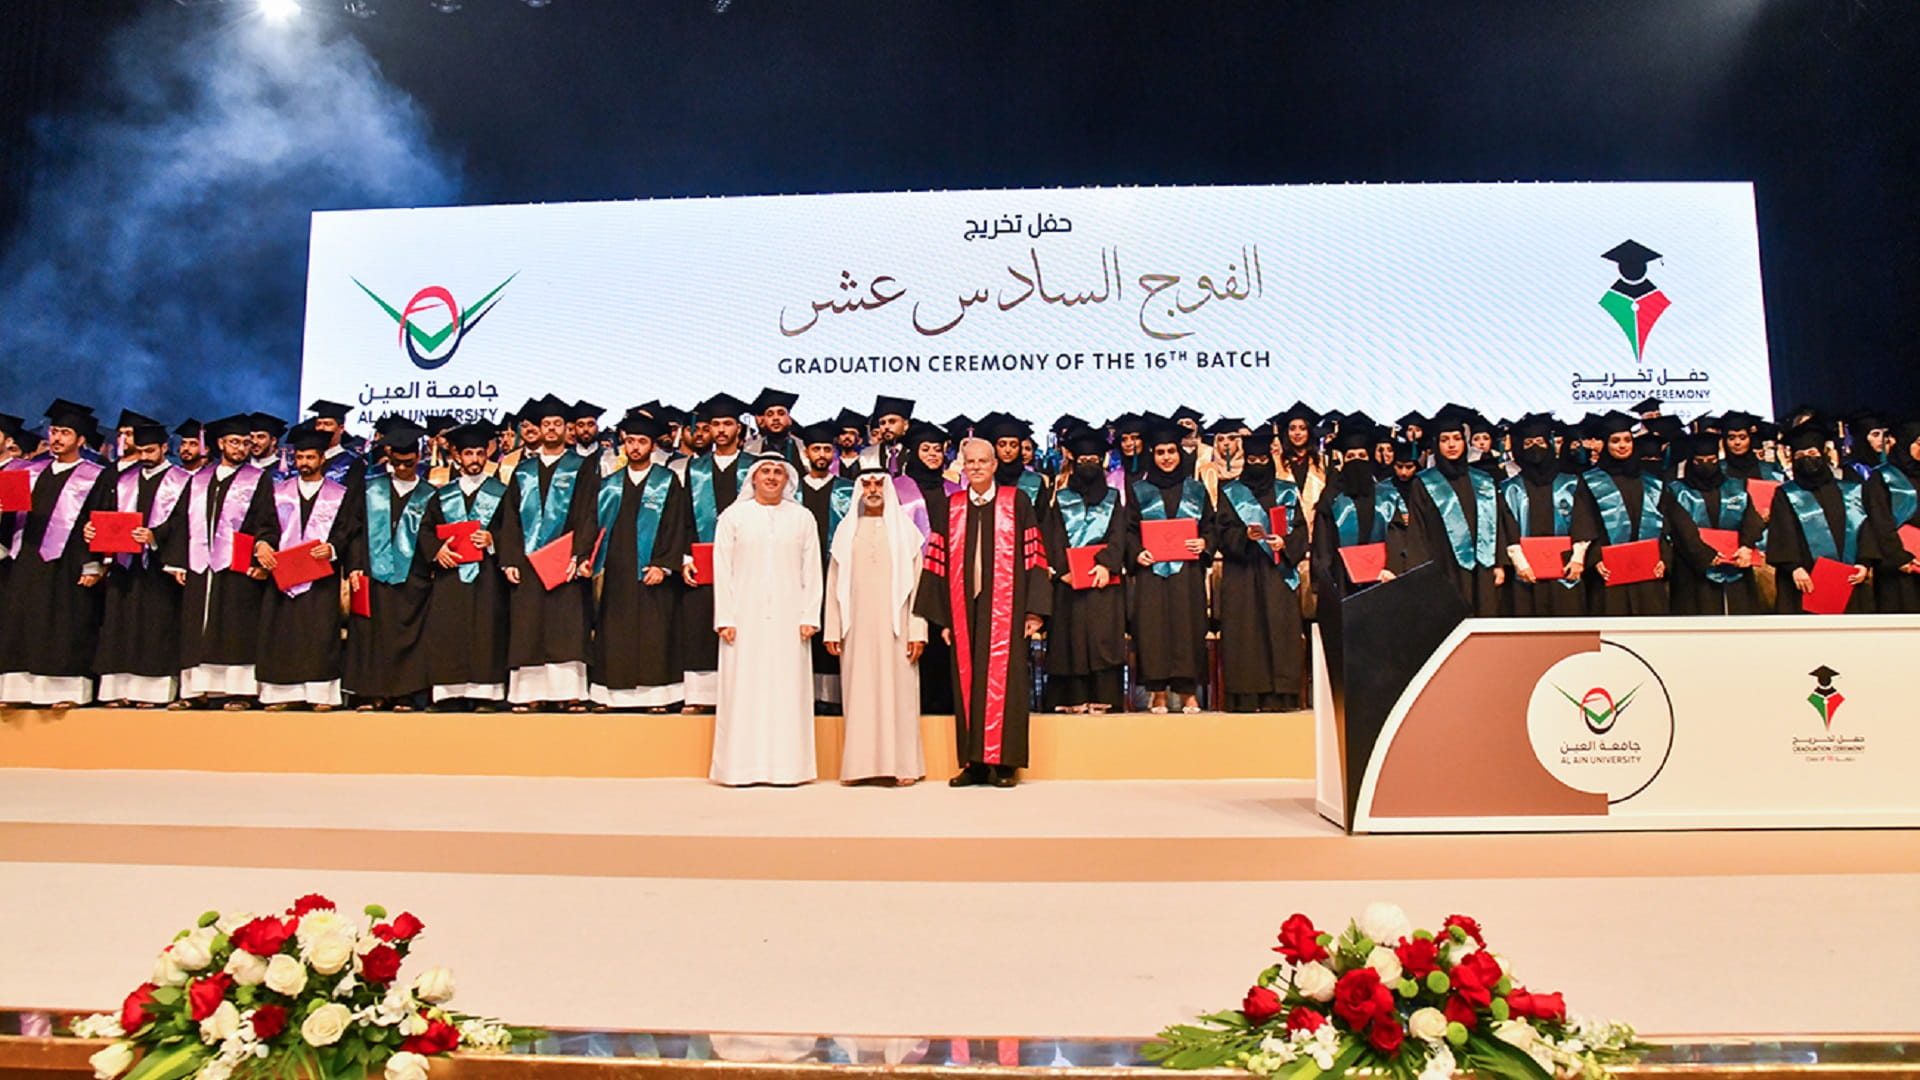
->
[1556,683,1641,734]
[354,274,516,371]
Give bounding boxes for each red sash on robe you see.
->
[947,488,1017,765]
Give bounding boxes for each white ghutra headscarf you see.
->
[829,467,922,638]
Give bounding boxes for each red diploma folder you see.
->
[1697,528,1741,560]
[1600,538,1660,586]
[689,542,716,586]
[1899,524,1920,561]
[1517,535,1572,580]
[1140,517,1200,561]
[1803,557,1856,615]
[1266,506,1289,539]
[0,470,29,512]
[349,573,371,618]
[88,511,144,554]
[527,531,576,591]
[1066,544,1111,589]
[230,532,255,574]
[434,522,483,564]
[1747,479,1780,519]
[269,540,334,592]
[1338,542,1387,584]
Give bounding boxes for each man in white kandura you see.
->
[824,467,928,785]
[710,452,823,786]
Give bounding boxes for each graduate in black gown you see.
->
[1662,433,1766,615]
[168,414,279,708]
[1573,412,1670,616]
[307,400,367,490]
[418,423,513,710]
[588,410,694,711]
[0,402,111,708]
[980,413,1052,518]
[254,424,363,710]
[1496,415,1589,617]
[795,422,853,711]
[1863,420,1920,613]
[90,421,191,706]
[1126,422,1215,713]
[1217,428,1310,712]
[1403,408,1504,616]
[1040,427,1133,713]
[671,392,751,712]
[343,419,434,709]
[1767,423,1876,614]
[1312,418,1408,603]
[900,421,955,715]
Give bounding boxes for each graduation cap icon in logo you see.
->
[1807,665,1844,728]
[1599,239,1671,361]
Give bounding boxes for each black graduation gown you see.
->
[799,476,844,693]
[1126,479,1216,690]
[1219,482,1309,709]
[908,471,955,715]
[93,468,186,680]
[1494,474,1587,618]
[417,481,512,690]
[1572,469,1671,616]
[592,469,693,691]
[1661,479,1765,616]
[0,463,109,680]
[256,487,363,687]
[914,488,1052,768]
[1862,469,1920,613]
[1311,482,1407,602]
[1766,481,1878,614]
[496,455,601,671]
[676,454,742,675]
[1040,481,1133,699]
[171,466,280,672]
[1403,465,1502,617]
[343,478,433,698]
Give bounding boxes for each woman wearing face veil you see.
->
[1040,428,1135,713]
[1571,412,1670,616]
[1216,428,1311,711]
[1863,420,1920,613]
[1660,433,1766,615]
[1495,415,1588,617]
[1765,423,1877,614]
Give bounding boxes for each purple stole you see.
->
[4,459,105,563]
[187,464,267,575]
[272,477,347,597]
[114,466,191,568]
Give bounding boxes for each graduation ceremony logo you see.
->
[354,273,517,371]
[1793,664,1866,762]
[1597,239,1670,362]
[1525,641,1674,804]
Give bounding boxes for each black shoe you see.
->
[991,766,1020,788]
[948,764,988,787]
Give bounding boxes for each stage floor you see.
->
[3,768,1918,1040]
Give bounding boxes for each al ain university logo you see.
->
[354,274,517,370]
[1554,682,1642,735]
[1598,239,1669,362]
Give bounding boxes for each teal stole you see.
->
[688,453,748,543]
[1416,467,1497,569]
[823,477,855,541]
[1780,480,1865,565]
[1582,469,1664,544]
[1133,477,1207,579]
[516,452,585,552]
[438,477,507,584]
[1670,477,1750,585]
[1876,464,1918,527]
[1054,487,1117,548]
[1502,474,1581,589]
[365,475,433,585]
[1219,479,1298,587]
[1329,486,1404,546]
[594,466,675,577]
[1016,470,1044,505]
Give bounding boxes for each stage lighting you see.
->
[259,0,299,19]
[523,0,552,7]
[342,0,377,15]
[427,0,462,11]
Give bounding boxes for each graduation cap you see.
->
[1271,401,1321,429]
[526,394,571,422]
[1052,413,1089,436]
[306,400,352,422]
[174,418,203,439]
[1631,396,1663,416]
[380,417,430,450]
[286,422,333,454]
[247,412,287,437]
[870,394,915,422]
[616,409,669,440]
[977,412,1033,442]
[1169,405,1204,427]
[0,413,26,446]
[1330,423,1377,454]
[1143,417,1185,449]
[1393,410,1428,433]
[1110,412,1147,436]
[1321,409,1348,426]
[942,413,975,438]
[904,421,948,450]
[1510,413,1557,444]
[749,388,799,414]
[1430,403,1479,433]
[204,414,252,441]
[1594,410,1638,436]
[1784,422,1831,453]
[115,408,160,430]
[128,422,169,447]
[697,392,751,422]
[1063,427,1111,459]
[441,422,490,452]
[1681,432,1722,459]
[1848,408,1890,433]
[513,397,540,424]
[834,408,869,433]
[1644,415,1685,443]
[795,420,840,448]
[567,399,605,423]
[1203,417,1249,437]
[426,415,460,435]
[46,399,97,432]
[1602,239,1662,281]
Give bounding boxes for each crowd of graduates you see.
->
[0,387,1913,715]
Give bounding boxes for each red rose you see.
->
[230,917,294,957]
[1443,914,1486,948]
[1285,1007,1326,1034]
[1368,1017,1405,1057]
[288,894,335,917]
[1449,951,1500,1008]
[359,945,402,985]
[390,912,425,941]
[187,973,233,1022]
[1527,991,1566,1022]
[1273,913,1329,964]
[1394,936,1439,979]
[1333,968,1395,1030]
[1507,988,1534,1018]
[401,1016,460,1056]
[1242,985,1283,1025]
[120,984,157,1032]
[1443,994,1478,1030]
[251,1005,288,1041]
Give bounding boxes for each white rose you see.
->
[264,954,309,997]
[296,910,350,947]
[379,986,417,1023]
[225,951,269,987]
[1357,902,1412,946]
[196,1059,233,1080]
[1367,945,1404,985]
[1417,1045,1457,1080]
[403,1013,428,1037]
[89,1042,135,1080]
[412,967,455,1006]
[1494,1018,1537,1052]
[1291,961,1336,1003]
[1408,1007,1448,1044]
[173,929,218,972]
[307,935,354,976]
[71,1014,125,1040]
[152,950,188,988]
[384,1051,431,1080]
[300,1003,352,1048]
[214,911,255,935]
[199,1001,241,1045]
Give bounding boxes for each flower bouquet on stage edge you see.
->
[1146,904,1645,1080]
[71,895,541,1080]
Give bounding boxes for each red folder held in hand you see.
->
[1267,506,1289,539]
[230,532,255,574]
[1066,544,1111,589]
[1747,479,1780,519]
[349,573,371,617]
[435,522,483,564]
[1601,538,1660,586]
[0,470,30,512]
[527,531,576,591]
[1338,543,1387,584]
[1517,535,1572,580]
[88,511,144,554]
[1803,557,1856,615]
[270,540,333,592]
[689,542,715,586]
[1898,524,1920,561]
[1141,517,1200,561]
[1697,528,1741,560]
